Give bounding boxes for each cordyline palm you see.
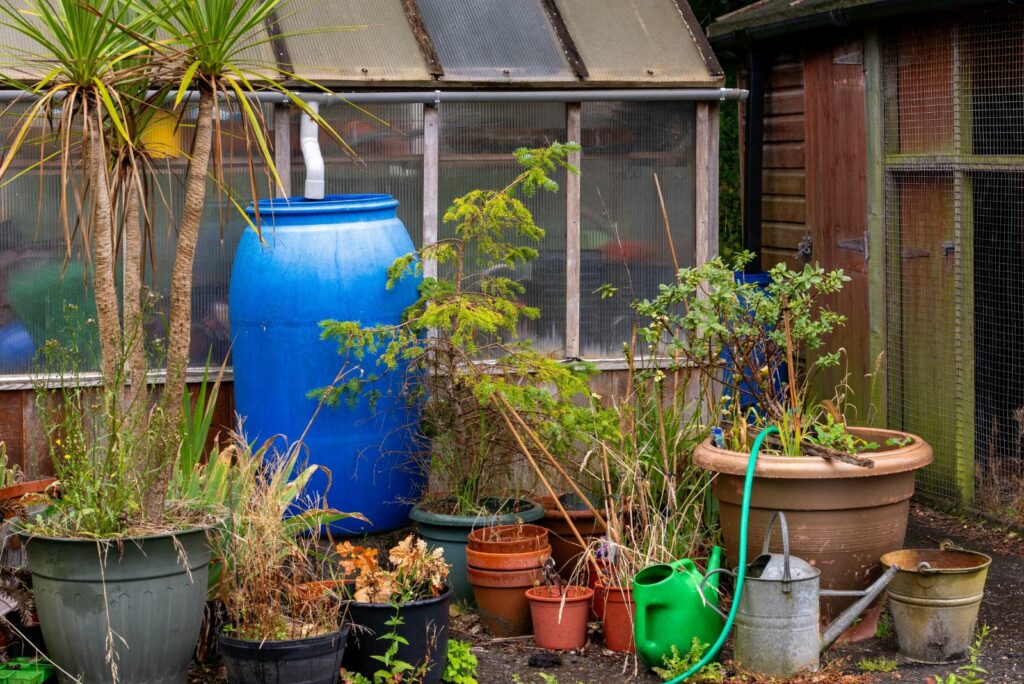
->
[1,0,352,524]
[0,0,151,385]
[136,0,353,519]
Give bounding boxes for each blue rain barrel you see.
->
[229,194,423,534]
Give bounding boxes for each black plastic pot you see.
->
[218,626,350,684]
[343,588,451,684]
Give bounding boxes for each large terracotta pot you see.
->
[534,495,604,579]
[693,426,932,628]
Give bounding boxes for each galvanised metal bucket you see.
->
[880,541,992,664]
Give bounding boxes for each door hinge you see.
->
[836,232,869,261]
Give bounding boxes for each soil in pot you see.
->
[343,588,451,684]
[599,585,635,653]
[410,498,544,604]
[467,524,549,553]
[526,585,593,651]
[534,494,604,580]
[21,526,213,684]
[693,427,933,636]
[467,566,542,637]
[219,626,349,684]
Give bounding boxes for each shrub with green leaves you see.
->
[319,144,618,515]
[633,251,852,455]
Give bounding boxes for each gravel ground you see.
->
[457,503,1024,684]
[187,503,1023,683]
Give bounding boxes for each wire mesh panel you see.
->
[883,8,1024,524]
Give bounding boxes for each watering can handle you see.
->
[763,511,792,592]
[698,568,734,620]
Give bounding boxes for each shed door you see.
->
[804,39,871,408]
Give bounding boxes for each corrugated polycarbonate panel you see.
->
[304,103,425,246]
[440,103,567,353]
[0,22,50,81]
[417,0,573,82]
[278,0,430,84]
[554,0,718,85]
[579,101,696,358]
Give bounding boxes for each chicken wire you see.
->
[882,8,1024,525]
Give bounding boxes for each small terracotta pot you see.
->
[526,585,593,651]
[600,585,635,653]
[467,524,549,553]
[588,560,612,621]
[0,478,56,508]
[467,566,542,637]
[465,545,551,571]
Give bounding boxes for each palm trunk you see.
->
[122,175,148,419]
[143,89,214,521]
[87,102,123,387]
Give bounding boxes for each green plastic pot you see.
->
[20,526,213,684]
[409,499,543,604]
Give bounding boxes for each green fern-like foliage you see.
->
[319,143,618,514]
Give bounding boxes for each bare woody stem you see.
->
[122,168,147,413]
[87,96,123,387]
[145,87,215,520]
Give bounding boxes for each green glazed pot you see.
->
[20,526,213,684]
[409,499,543,604]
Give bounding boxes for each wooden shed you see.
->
[709,0,1024,520]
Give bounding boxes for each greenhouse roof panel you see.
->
[278,0,433,85]
[416,0,574,82]
[553,0,723,86]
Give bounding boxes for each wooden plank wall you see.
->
[0,382,236,477]
[760,52,808,270]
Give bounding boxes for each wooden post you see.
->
[864,30,887,429]
[274,104,292,199]
[696,100,720,266]
[422,103,440,279]
[565,103,582,358]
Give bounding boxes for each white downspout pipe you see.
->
[299,100,325,200]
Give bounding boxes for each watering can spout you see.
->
[819,564,900,652]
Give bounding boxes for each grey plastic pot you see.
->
[409,498,543,604]
[20,526,213,684]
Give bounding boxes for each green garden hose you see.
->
[666,426,779,684]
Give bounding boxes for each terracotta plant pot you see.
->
[526,585,594,651]
[467,524,549,553]
[693,426,932,633]
[600,585,635,653]
[466,566,543,637]
[534,495,604,579]
[410,498,544,604]
[465,545,551,571]
[0,479,56,511]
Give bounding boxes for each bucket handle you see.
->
[698,568,735,620]
[917,539,969,575]
[763,511,793,593]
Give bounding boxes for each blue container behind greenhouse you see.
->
[229,194,423,534]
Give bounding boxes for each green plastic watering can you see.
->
[633,546,724,669]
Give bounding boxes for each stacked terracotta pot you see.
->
[465,524,550,637]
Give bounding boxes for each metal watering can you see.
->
[633,546,724,668]
[703,511,900,678]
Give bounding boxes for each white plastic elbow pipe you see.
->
[299,100,325,200]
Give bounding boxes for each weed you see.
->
[511,674,583,684]
[442,639,478,684]
[653,638,726,682]
[933,625,992,684]
[858,656,898,673]
[875,610,893,639]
